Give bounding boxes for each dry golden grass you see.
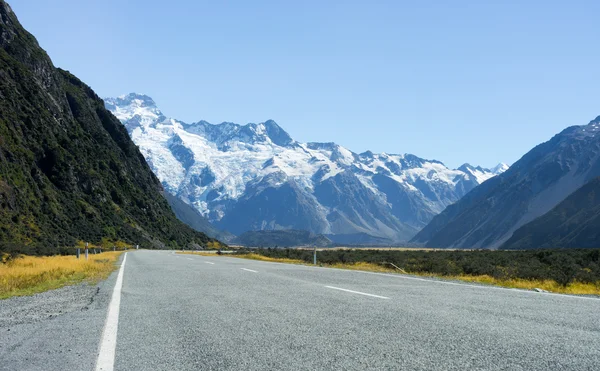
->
[0,251,125,299]
[177,251,217,256]
[234,253,305,264]
[226,254,600,295]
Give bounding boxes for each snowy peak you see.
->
[187,119,295,148]
[104,92,164,126]
[105,93,506,242]
[490,163,509,175]
[458,162,509,183]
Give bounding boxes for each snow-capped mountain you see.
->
[105,93,507,242]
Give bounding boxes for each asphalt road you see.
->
[2,250,600,370]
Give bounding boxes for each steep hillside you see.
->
[105,93,506,242]
[412,116,600,248]
[0,1,219,253]
[502,177,600,249]
[163,192,235,242]
[235,230,332,247]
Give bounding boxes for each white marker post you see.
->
[85,243,89,260]
[313,245,317,265]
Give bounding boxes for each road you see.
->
[1,250,599,370]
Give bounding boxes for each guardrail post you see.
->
[85,243,88,260]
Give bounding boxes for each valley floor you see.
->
[2,250,599,370]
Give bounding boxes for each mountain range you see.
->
[0,1,218,253]
[412,116,600,248]
[105,93,507,243]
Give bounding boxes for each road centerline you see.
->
[325,285,390,299]
[204,262,215,265]
[241,268,258,273]
[95,252,127,371]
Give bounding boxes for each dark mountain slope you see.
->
[411,115,600,249]
[163,192,235,242]
[0,1,219,253]
[502,177,600,249]
[235,230,332,247]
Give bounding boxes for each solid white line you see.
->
[95,253,127,371]
[205,262,215,265]
[238,258,600,302]
[325,285,390,299]
[241,268,258,273]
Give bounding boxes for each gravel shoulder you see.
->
[0,254,123,371]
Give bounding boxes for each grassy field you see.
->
[217,250,600,296]
[0,251,125,299]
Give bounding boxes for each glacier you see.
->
[105,93,507,242]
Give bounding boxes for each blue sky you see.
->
[10,0,600,168]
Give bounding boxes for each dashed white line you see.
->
[325,285,390,299]
[186,258,193,261]
[241,268,258,273]
[95,253,127,371]
[204,262,215,265]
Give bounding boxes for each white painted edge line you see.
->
[204,262,215,265]
[95,252,127,371]
[241,268,258,273]
[349,269,600,302]
[325,285,390,299]
[236,258,600,302]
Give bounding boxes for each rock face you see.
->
[105,93,506,243]
[234,230,332,248]
[412,116,600,249]
[0,1,217,253]
[502,177,600,249]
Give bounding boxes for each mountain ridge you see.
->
[105,92,507,242]
[502,176,600,249]
[411,116,600,248]
[0,3,219,253]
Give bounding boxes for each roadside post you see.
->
[76,248,80,259]
[313,245,317,265]
[136,244,139,250]
[85,243,88,260]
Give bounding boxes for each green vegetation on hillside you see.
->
[0,1,222,254]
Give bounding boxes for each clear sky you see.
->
[9,0,600,168]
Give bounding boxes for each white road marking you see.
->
[325,285,390,299]
[241,268,258,273]
[205,262,215,265]
[349,270,600,301]
[246,258,600,302]
[186,258,193,261]
[95,253,127,371]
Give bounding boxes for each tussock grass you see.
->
[227,254,600,295]
[442,274,600,295]
[234,253,305,264]
[178,251,217,256]
[0,251,124,299]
